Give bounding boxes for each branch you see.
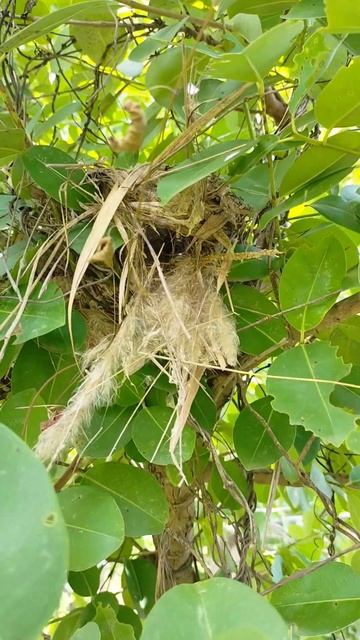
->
[313,292,360,335]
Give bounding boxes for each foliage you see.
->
[1,1,360,639]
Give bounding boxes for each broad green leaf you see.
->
[82,406,134,458]
[234,396,295,470]
[131,406,196,465]
[58,485,124,571]
[115,371,147,407]
[347,488,360,530]
[68,567,101,597]
[0,388,47,447]
[315,57,360,128]
[157,140,253,204]
[330,316,360,364]
[53,609,92,640]
[226,284,286,355]
[39,310,87,354]
[145,47,205,108]
[0,129,26,165]
[226,0,297,17]
[209,21,303,82]
[312,195,360,233]
[267,342,354,446]
[326,0,360,33]
[22,146,94,210]
[0,425,67,640]
[123,558,157,617]
[191,384,216,431]
[279,237,346,332]
[229,245,282,281]
[34,102,81,139]
[330,365,360,416]
[129,19,188,62]
[272,562,360,634]
[287,0,325,18]
[279,131,360,196]
[0,282,65,344]
[71,622,101,640]
[210,458,248,510]
[94,605,135,640]
[0,239,28,276]
[70,6,127,65]
[117,606,142,640]
[141,578,288,640]
[0,1,119,53]
[83,462,169,537]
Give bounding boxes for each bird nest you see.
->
[33,166,254,465]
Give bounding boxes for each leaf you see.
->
[141,577,288,640]
[123,558,157,617]
[287,0,325,18]
[70,7,127,66]
[315,57,360,128]
[226,284,287,355]
[0,129,26,165]
[0,424,67,640]
[0,239,29,276]
[267,341,354,446]
[0,282,65,344]
[116,606,142,640]
[39,310,87,353]
[22,145,94,211]
[226,0,298,18]
[210,458,248,510]
[0,1,119,53]
[209,21,303,82]
[82,406,134,458]
[279,131,360,196]
[347,488,360,530]
[129,19,188,62]
[34,102,81,139]
[157,140,253,204]
[131,406,196,465]
[330,316,360,364]
[271,562,360,634]
[279,236,346,332]
[312,195,360,233]
[83,462,169,537]
[94,605,135,640]
[330,365,360,416]
[68,567,101,597]
[0,388,47,447]
[326,0,360,33]
[53,608,92,640]
[71,622,101,640]
[58,485,125,571]
[234,396,295,470]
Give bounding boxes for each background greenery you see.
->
[1,0,360,638]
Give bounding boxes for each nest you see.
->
[35,167,251,465]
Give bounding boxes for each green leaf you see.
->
[0,239,29,276]
[330,316,360,364]
[58,485,124,571]
[287,0,325,18]
[315,57,360,128]
[0,388,47,447]
[271,562,360,634]
[326,0,360,33]
[0,1,119,53]
[83,462,169,537]
[69,567,100,597]
[34,102,81,139]
[123,558,156,617]
[0,129,26,166]
[0,424,67,640]
[53,608,92,640]
[226,0,297,18]
[129,19,188,62]
[82,405,134,458]
[279,131,360,196]
[94,605,135,640]
[191,383,216,431]
[234,396,295,470]
[0,282,65,344]
[267,341,354,446]
[22,145,94,211]
[71,622,101,640]
[39,310,87,354]
[209,21,303,81]
[131,406,196,465]
[226,284,287,355]
[116,606,142,640]
[141,578,287,640]
[279,236,346,332]
[312,195,360,233]
[210,458,248,510]
[157,140,253,204]
[330,365,360,417]
[70,6,127,66]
